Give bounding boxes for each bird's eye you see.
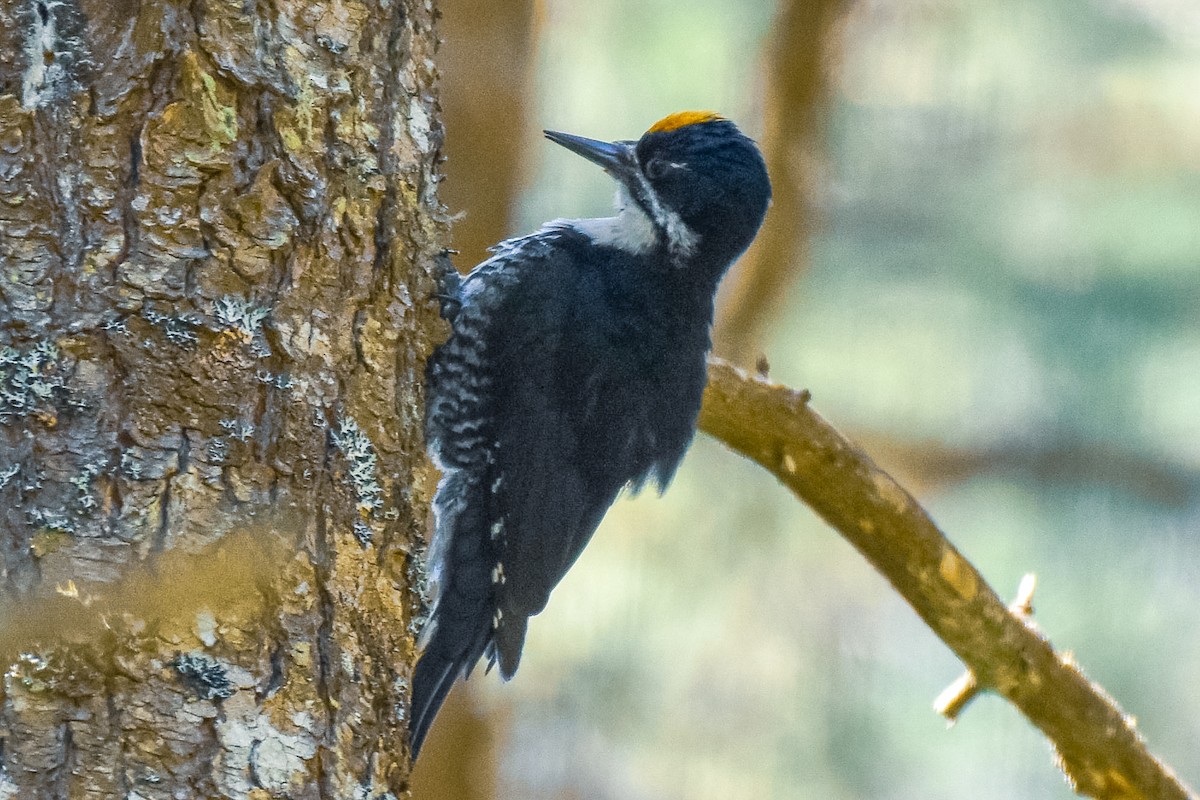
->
[645,158,669,180]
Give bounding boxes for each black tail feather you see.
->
[409,652,460,761]
[409,561,494,760]
[410,466,501,760]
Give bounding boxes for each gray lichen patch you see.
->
[5,651,54,695]
[0,340,70,426]
[212,299,268,338]
[173,651,235,700]
[211,296,271,355]
[331,415,385,544]
[143,307,201,349]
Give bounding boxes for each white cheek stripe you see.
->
[631,170,698,259]
[568,180,698,259]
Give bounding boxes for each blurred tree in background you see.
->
[420,0,1200,798]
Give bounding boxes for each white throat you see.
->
[570,186,658,255]
[570,183,698,259]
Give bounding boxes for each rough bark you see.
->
[0,0,445,796]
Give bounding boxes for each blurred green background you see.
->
[416,0,1200,797]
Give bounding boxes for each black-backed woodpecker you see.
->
[411,111,771,759]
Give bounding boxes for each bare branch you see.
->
[934,573,1036,722]
[697,358,1196,800]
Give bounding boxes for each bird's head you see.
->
[544,111,771,273]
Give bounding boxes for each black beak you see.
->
[544,130,637,183]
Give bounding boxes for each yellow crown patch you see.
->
[647,110,724,134]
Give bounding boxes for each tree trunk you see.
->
[0,0,445,796]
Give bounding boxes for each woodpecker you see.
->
[411,111,771,759]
